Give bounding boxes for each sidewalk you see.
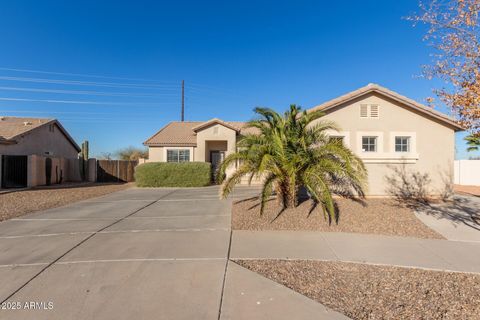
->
[0,186,347,320]
[231,230,480,274]
[220,261,350,320]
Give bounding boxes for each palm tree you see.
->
[217,104,367,221]
[465,134,480,152]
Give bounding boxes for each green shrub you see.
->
[135,162,212,187]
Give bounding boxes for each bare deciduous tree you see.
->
[116,146,148,161]
[98,152,113,160]
[411,0,480,137]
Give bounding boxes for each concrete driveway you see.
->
[0,186,345,320]
[415,194,480,242]
[0,187,226,320]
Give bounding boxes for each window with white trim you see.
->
[166,149,190,162]
[395,136,410,152]
[362,136,377,152]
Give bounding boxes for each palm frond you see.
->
[220,165,254,199]
[465,134,480,152]
[219,104,368,223]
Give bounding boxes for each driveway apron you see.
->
[415,194,480,242]
[0,187,232,320]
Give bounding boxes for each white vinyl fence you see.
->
[454,160,480,186]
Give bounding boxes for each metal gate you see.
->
[1,155,28,188]
[97,160,137,182]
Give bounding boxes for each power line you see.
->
[0,67,249,101]
[0,68,254,119]
[0,110,112,115]
[187,82,242,95]
[53,117,159,121]
[0,97,176,106]
[0,67,178,84]
[0,111,173,122]
[185,85,251,102]
[58,118,163,123]
[0,110,175,121]
[0,76,181,90]
[0,86,179,98]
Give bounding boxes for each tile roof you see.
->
[145,83,464,147]
[144,120,256,146]
[0,116,81,151]
[0,117,52,141]
[192,118,241,132]
[308,83,464,131]
[0,136,15,145]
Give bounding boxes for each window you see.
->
[395,136,410,152]
[178,149,190,162]
[49,124,55,132]
[362,136,377,152]
[166,150,176,162]
[167,149,190,162]
[329,136,344,145]
[360,104,380,118]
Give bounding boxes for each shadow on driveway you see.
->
[417,195,480,231]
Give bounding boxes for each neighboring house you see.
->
[144,84,464,195]
[0,117,81,188]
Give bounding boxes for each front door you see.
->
[210,151,225,181]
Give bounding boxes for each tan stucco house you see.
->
[144,84,464,195]
[0,117,81,188]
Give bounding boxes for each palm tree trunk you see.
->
[279,182,297,208]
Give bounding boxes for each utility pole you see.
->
[181,80,185,122]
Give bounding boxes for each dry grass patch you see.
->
[236,259,480,320]
[0,183,132,221]
[232,197,443,239]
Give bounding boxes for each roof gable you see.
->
[0,116,81,151]
[308,84,464,131]
[144,120,255,146]
[192,118,240,133]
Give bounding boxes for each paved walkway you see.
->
[415,194,480,242]
[231,230,480,274]
[2,186,479,319]
[0,186,344,320]
[221,261,348,320]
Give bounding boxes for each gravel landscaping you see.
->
[232,197,443,239]
[236,259,480,320]
[0,182,132,221]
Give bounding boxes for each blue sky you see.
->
[0,0,477,159]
